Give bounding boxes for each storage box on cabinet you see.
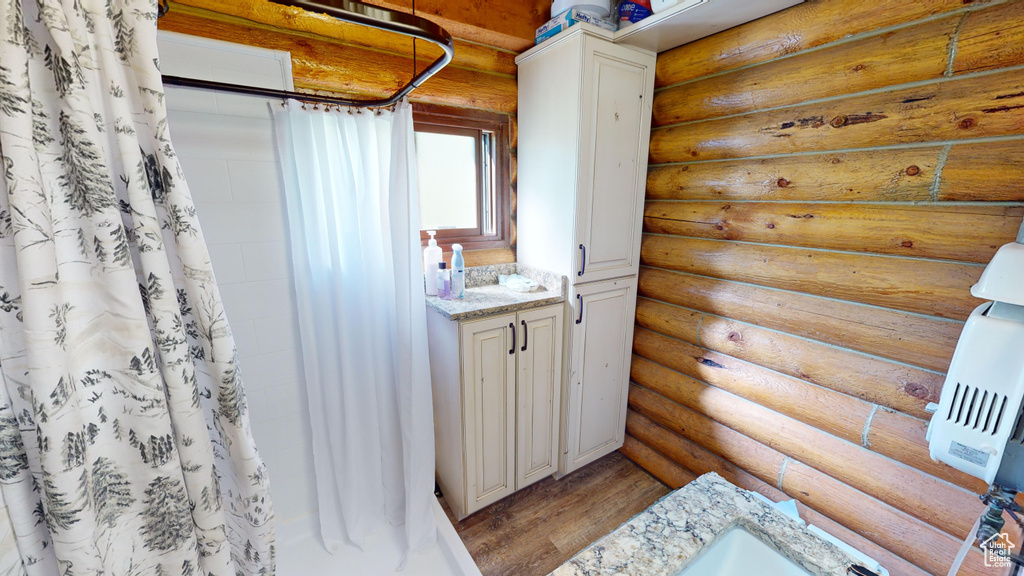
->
[427,304,564,520]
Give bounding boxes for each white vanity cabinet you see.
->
[515,25,655,476]
[427,304,563,520]
[564,277,637,473]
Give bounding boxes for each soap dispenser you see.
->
[423,231,442,295]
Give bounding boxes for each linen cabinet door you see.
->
[573,38,655,284]
[460,314,517,515]
[563,277,637,475]
[515,305,564,489]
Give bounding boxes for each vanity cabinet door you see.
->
[563,277,637,475]
[461,313,517,515]
[573,38,654,284]
[515,305,563,489]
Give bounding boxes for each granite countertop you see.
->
[425,263,566,322]
[551,473,861,576]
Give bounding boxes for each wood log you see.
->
[781,460,989,576]
[440,247,515,267]
[633,327,986,495]
[643,201,1022,264]
[640,234,983,319]
[866,407,993,495]
[634,297,702,345]
[653,17,957,126]
[626,395,788,484]
[632,327,871,444]
[635,297,945,420]
[158,10,518,113]
[646,148,938,202]
[630,291,1015,494]
[637,267,961,372]
[626,383,988,576]
[638,267,961,373]
[165,1,519,76]
[359,0,548,53]
[694,314,943,420]
[623,409,933,576]
[649,68,1024,164]
[628,355,984,540]
[633,308,999,496]
[938,140,1024,201]
[619,434,695,489]
[653,0,977,87]
[953,0,1024,75]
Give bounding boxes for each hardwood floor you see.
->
[439,451,671,576]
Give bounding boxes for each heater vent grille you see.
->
[946,383,1008,436]
[1011,401,1024,444]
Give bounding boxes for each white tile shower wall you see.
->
[158,32,317,523]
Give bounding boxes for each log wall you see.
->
[625,1,1024,575]
[157,0,521,265]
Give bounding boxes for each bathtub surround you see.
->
[0,3,274,575]
[552,473,857,576]
[274,100,436,559]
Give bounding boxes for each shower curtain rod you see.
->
[159,0,455,108]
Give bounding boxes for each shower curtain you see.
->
[0,1,274,575]
[274,100,436,561]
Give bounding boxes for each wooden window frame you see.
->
[413,103,511,252]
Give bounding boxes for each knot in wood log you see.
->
[830,115,849,128]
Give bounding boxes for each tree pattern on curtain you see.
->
[0,1,275,575]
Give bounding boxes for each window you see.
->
[413,104,511,251]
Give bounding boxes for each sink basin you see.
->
[677,526,814,576]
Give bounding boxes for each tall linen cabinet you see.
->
[515,25,656,476]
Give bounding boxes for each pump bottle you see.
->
[423,231,442,295]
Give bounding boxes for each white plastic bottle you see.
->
[451,243,465,298]
[423,231,442,295]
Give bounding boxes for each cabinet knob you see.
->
[509,322,516,355]
[521,320,528,352]
[576,294,583,325]
[578,244,586,277]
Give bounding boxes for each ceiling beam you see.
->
[359,0,548,52]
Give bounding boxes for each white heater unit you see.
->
[927,243,1024,488]
[926,241,1024,554]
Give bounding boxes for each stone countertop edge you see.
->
[549,472,860,576]
[425,263,567,322]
